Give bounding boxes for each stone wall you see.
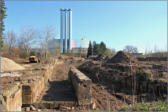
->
[1,64,55,111]
[1,84,22,111]
[22,76,45,104]
[68,67,92,105]
[22,67,52,104]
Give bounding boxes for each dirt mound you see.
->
[107,51,137,63]
[1,57,25,72]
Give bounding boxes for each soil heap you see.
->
[107,51,137,63]
[1,57,25,72]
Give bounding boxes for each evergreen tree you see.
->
[99,41,106,54]
[87,41,92,57]
[104,48,111,56]
[93,41,99,55]
[92,41,109,55]
[0,0,7,50]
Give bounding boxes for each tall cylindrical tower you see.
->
[60,8,72,53]
[68,9,72,50]
[64,9,67,53]
[60,8,64,53]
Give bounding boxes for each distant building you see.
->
[47,38,89,54]
[80,38,90,48]
[72,48,88,55]
[71,38,89,55]
[48,39,60,54]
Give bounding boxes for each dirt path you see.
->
[41,80,76,102]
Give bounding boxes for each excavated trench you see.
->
[32,63,77,110]
[32,61,92,111]
[1,59,90,111]
[34,80,77,109]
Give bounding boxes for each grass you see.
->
[120,101,168,111]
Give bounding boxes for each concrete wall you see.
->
[68,67,92,105]
[1,84,22,111]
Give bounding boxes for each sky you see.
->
[4,1,167,53]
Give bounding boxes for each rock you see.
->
[14,77,21,81]
[92,102,96,110]
[71,107,75,110]
[25,107,30,111]
[30,105,36,111]
[60,105,71,110]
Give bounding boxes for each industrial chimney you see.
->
[60,8,64,53]
[60,8,72,53]
[68,9,72,51]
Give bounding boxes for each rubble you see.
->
[1,72,22,77]
[30,105,36,111]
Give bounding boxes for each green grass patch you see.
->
[120,101,168,111]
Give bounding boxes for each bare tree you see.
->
[4,30,17,52]
[18,27,37,54]
[40,25,55,58]
[123,45,138,53]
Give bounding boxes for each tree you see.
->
[40,25,55,58]
[123,45,138,53]
[93,41,99,55]
[104,48,111,56]
[87,41,92,57]
[18,27,37,54]
[0,0,7,50]
[4,30,17,52]
[99,41,106,54]
[92,41,109,55]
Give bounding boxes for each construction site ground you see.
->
[31,59,129,111]
[1,53,167,111]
